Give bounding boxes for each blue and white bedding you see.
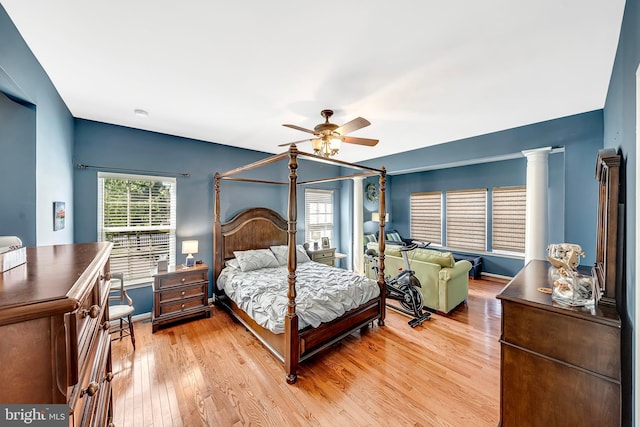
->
[217,261,380,334]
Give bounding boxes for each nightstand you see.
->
[306,247,336,266]
[152,263,211,332]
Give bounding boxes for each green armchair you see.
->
[364,243,472,314]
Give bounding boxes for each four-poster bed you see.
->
[213,145,388,383]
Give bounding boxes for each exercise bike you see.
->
[366,241,432,328]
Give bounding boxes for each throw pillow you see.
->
[363,233,377,244]
[411,249,455,268]
[233,249,280,272]
[386,231,403,242]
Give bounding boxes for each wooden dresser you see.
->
[0,242,114,427]
[152,263,210,332]
[497,260,621,426]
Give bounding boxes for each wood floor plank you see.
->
[111,277,507,426]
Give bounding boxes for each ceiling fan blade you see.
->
[342,136,379,147]
[336,117,370,135]
[278,138,312,147]
[282,124,318,135]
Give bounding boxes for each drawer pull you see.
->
[80,381,100,398]
[105,372,114,383]
[181,291,186,297]
[81,305,101,319]
[181,304,185,310]
[181,277,186,283]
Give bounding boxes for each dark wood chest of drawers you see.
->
[152,263,210,332]
[497,260,621,426]
[0,242,114,427]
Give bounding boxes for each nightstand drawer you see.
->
[159,283,206,303]
[158,296,207,317]
[155,268,207,289]
[313,250,334,260]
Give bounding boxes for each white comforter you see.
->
[217,262,380,334]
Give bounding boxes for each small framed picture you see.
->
[321,237,330,249]
[53,201,65,231]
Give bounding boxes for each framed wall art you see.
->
[53,201,65,231]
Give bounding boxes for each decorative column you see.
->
[352,176,364,273]
[522,147,552,265]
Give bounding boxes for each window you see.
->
[492,186,526,254]
[98,173,176,284]
[410,192,442,245]
[446,189,486,251]
[305,189,334,246]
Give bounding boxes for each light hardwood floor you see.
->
[111,277,507,427]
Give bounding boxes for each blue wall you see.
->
[73,119,344,315]
[0,5,75,246]
[359,111,603,277]
[0,93,36,245]
[603,0,639,423]
[74,119,287,312]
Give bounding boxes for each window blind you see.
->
[98,172,176,283]
[446,189,486,251]
[304,189,334,245]
[492,186,526,253]
[410,192,442,245]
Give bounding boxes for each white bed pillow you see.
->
[233,249,280,272]
[225,258,240,269]
[270,245,311,265]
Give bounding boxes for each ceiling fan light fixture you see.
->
[330,136,341,152]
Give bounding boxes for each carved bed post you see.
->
[213,173,223,297]
[285,145,300,383]
[377,168,386,326]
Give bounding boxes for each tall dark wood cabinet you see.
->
[497,260,621,426]
[0,242,114,427]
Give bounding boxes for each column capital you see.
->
[522,146,552,158]
[352,176,365,183]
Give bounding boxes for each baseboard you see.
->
[480,272,513,281]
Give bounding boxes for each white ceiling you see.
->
[2,1,626,162]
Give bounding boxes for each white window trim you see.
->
[98,172,176,286]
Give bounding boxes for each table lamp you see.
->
[182,240,198,267]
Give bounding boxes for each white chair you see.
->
[108,272,136,349]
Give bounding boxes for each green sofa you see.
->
[364,243,472,314]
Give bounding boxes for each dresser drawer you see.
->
[69,327,112,427]
[158,283,206,303]
[155,269,207,289]
[72,271,110,385]
[501,300,620,380]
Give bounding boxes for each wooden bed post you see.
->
[213,173,223,298]
[377,168,387,326]
[285,145,300,384]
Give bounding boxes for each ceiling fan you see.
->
[280,109,379,157]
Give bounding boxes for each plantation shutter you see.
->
[492,186,526,253]
[98,172,176,284]
[446,189,486,251]
[305,189,334,245]
[410,192,442,245]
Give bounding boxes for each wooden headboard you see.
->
[213,207,288,281]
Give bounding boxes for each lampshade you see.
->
[371,212,389,222]
[182,240,198,255]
